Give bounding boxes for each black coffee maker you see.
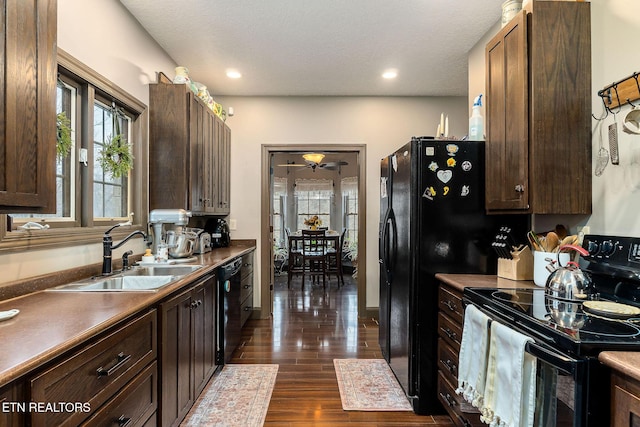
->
[205,218,230,248]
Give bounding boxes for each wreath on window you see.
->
[98,104,134,178]
[56,111,72,160]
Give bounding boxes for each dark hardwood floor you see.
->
[229,272,454,426]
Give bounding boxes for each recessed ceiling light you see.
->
[382,69,398,79]
[226,70,242,79]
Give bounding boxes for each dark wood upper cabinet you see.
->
[149,83,231,215]
[0,0,57,213]
[485,1,592,214]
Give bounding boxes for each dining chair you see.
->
[286,228,304,288]
[301,229,328,289]
[326,228,347,287]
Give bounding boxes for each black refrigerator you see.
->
[378,137,529,414]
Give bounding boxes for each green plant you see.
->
[56,112,72,160]
[98,106,134,178]
[98,134,134,178]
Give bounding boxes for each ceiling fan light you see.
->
[302,153,325,164]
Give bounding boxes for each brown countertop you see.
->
[435,273,539,293]
[0,242,255,388]
[599,352,640,382]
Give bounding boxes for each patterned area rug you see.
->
[334,359,413,411]
[182,364,278,426]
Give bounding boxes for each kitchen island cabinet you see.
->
[149,82,231,215]
[0,0,57,213]
[485,1,591,214]
[159,272,217,427]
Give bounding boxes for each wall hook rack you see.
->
[598,71,640,111]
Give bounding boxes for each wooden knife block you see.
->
[497,246,533,280]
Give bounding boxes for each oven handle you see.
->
[478,303,556,344]
[472,303,578,375]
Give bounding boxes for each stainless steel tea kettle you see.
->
[545,244,592,301]
[545,244,592,329]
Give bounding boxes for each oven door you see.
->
[474,304,608,427]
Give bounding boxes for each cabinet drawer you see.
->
[438,286,463,325]
[240,274,253,302]
[437,372,483,427]
[437,338,459,386]
[82,361,157,427]
[438,312,462,353]
[241,252,254,280]
[30,310,157,427]
[241,292,253,327]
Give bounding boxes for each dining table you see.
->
[288,229,341,250]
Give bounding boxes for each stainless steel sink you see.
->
[124,264,204,277]
[50,275,176,291]
[48,264,204,292]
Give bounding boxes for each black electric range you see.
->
[463,235,640,426]
[465,234,640,357]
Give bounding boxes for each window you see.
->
[294,179,333,230]
[0,50,147,251]
[272,177,287,250]
[341,176,358,249]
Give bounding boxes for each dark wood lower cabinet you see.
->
[612,371,640,427]
[437,283,484,427]
[159,273,218,427]
[0,382,24,427]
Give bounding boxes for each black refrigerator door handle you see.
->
[388,210,398,273]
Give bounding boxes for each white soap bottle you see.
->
[469,94,484,141]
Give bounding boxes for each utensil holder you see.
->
[533,250,570,287]
[497,246,533,281]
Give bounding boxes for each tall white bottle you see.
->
[469,94,484,141]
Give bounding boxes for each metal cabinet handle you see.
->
[243,284,251,289]
[443,328,457,341]
[190,299,203,309]
[441,358,457,375]
[439,391,457,408]
[514,184,525,193]
[441,299,457,312]
[96,352,131,377]
[244,306,252,311]
[118,415,132,427]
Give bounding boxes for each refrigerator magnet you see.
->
[428,161,439,172]
[443,186,450,196]
[422,186,436,200]
[446,158,456,167]
[461,185,470,196]
[461,160,472,171]
[437,169,452,183]
[446,144,459,156]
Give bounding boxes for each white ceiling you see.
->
[120,0,505,97]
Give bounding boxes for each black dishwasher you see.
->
[217,257,243,364]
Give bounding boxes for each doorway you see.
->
[259,144,367,318]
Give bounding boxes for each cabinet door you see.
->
[485,11,529,212]
[189,98,206,213]
[0,382,24,427]
[160,289,193,427]
[0,0,56,213]
[192,275,217,396]
[210,116,230,215]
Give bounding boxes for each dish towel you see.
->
[481,320,537,427]
[456,304,491,409]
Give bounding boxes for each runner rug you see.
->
[182,364,279,426]
[333,358,413,411]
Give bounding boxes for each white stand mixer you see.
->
[148,209,192,256]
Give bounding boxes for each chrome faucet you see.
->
[102,222,147,276]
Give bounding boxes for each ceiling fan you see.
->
[277,153,348,171]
